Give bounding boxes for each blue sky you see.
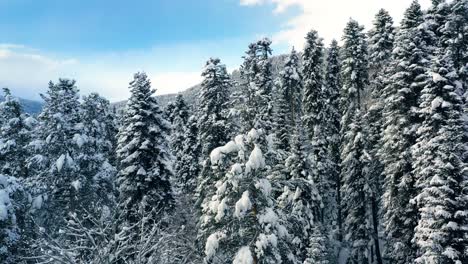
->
[0,0,431,101]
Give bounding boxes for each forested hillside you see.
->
[1,1,468,263]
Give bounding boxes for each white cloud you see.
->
[241,0,432,48]
[240,0,265,6]
[0,44,203,101]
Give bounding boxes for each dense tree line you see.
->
[0,0,467,263]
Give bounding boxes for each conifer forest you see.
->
[2,0,468,263]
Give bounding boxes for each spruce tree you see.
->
[196,58,231,224]
[239,39,274,132]
[412,48,468,264]
[302,29,325,142]
[365,9,395,264]
[170,94,189,154]
[274,48,303,154]
[380,1,431,263]
[198,58,231,158]
[116,72,174,227]
[79,93,117,211]
[277,126,323,263]
[200,129,292,263]
[26,79,84,232]
[339,18,371,263]
[175,115,201,193]
[324,39,343,241]
[0,88,35,178]
[444,0,468,76]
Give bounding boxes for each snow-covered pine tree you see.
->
[0,174,28,264]
[411,47,468,264]
[303,226,330,264]
[0,88,35,178]
[444,0,468,77]
[164,101,176,124]
[365,9,395,264]
[424,0,451,52]
[200,128,292,263]
[340,109,371,264]
[277,125,324,263]
[175,115,201,193]
[198,58,231,158]
[170,94,189,153]
[26,79,84,232]
[239,39,274,132]
[79,93,117,212]
[302,30,337,242]
[302,29,324,142]
[116,72,174,232]
[274,48,303,154]
[380,1,431,263]
[324,39,343,241]
[196,58,231,213]
[340,18,371,263]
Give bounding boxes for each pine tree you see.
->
[302,29,325,142]
[340,109,371,264]
[196,57,232,212]
[198,58,231,158]
[26,79,84,232]
[380,2,431,263]
[339,18,371,263]
[444,0,468,76]
[200,129,292,263]
[170,94,189,153]
[425,0,451,52]
[79,93,117,211]
[0,174,28,264]
[116,72,174,228]
[274,48,303,154]
[412,47,468,264]
[0,88,35,178]
[277,126,323,263]
[303,226,330,264]
[175,115,201,193]
[365,9,395,264]
[239,39,274,132]
[324,39,343,241]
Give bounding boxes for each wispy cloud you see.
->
[241,0,432,48]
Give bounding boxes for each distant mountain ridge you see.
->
[113,53,291,110]
[0,95,43,114]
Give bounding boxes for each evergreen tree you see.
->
[444,0,468,76]
[0,174,28,264]
[79,93,117,211]
[339,18,371,263]
[303,226,330,264]
[170,94,189,153]
[380,1,431,263]
[324,39,343,241]
[365,9,395,264]
[200,129,292,263]
[26,79,84,232]
[424,0,451,52]
[116,72,174,229]
[0,88,35,178]
[412,47,468,264]
[198,58,231,158]
[277,126,323,263]
[302,29,325,142]
[274,48,303,154]
[340,109,371,264]
[239,39,274,132]
[196,58,231,215]
[175,115,201,193]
